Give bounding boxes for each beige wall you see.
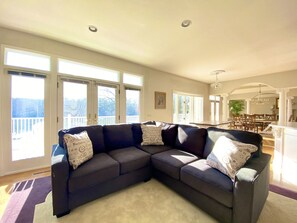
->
[210,70,297,96]
[250,97,277,114]
[0,26,208,132]
[210,68,297,121]
[0,27,209,175]
[145,69,208,122]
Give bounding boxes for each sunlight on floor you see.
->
[0,185,11,219]
[263,135,297,192]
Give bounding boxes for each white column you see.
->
[287,96,294,121]
[245,99,251,114]
[276,88,288,125]
[221,93,229,121]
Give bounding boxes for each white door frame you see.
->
[57,77,120,129]
[2,70,51,174]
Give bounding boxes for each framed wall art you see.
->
[155,91,166,109]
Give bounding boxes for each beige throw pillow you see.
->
[141,125,164,146]
[64,131,93,170]
[206,136,257,179]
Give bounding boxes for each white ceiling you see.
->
[0,0,297,83]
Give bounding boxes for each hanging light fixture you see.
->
[251,84,270,105]
[210,70,225,90]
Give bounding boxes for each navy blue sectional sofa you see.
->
[51,122,271,223]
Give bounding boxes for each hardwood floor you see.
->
[0,167,51,218]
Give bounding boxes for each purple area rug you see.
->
[269,184,297,200]
[1,176,51,223]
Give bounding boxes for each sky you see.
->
[12,76,44,99]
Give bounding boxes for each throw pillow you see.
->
[206,136,257,179]
[64,131,93,170]
[141,124,164,146]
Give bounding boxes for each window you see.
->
[123,73,143,86]
[4,48,50,71]
[123,73,142,123]
[58,59,119,82]
[126,88,140,123]
[173,93,203,124]
[210,95,220,121]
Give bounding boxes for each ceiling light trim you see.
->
[88,25,98,32]
[181,20,192,28]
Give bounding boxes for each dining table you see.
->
[190,120,232,129]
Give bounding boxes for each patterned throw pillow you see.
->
[206,136,257,179]
[141,125,164,146]
[64,131,93,170]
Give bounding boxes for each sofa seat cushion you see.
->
[138,145,173,154]
[108,147,151,174]
[69,153,119,193]
[152,149,198,180]
[181,159,234,208]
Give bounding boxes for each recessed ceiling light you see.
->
[181,20,192,28]
[88,25,98,32]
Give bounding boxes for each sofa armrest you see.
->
[233,153,271,223]
[51,144,70,216]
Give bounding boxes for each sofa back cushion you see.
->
[132,121,156,145]
[104,124,134,150]
[175,125,207,157]
[58,125,105,154]
[204,127,262,159]
[161,123,178,146]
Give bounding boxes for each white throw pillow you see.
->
[141,124,164,146]
[64,131,93,170]
[206,136,258,179]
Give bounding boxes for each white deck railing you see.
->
[12,117,44,138]
[12,115,140,136]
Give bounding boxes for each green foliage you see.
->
[229,100,245,116]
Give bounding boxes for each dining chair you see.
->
[231,115,244,130]
[264,114,277,121]
[254,114,265,131]
[244,114,257,132]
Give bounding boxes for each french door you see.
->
[173,93,203,124]
[175,94,191,124]
[58,77,119,129]
[2,71,50,174]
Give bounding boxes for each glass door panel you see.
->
[97,86,116,125]
[173,93,204,124]
[185,96,191,123]
[126,89,140,123]
[211,102,215,121]
[11,75,45,161]
[216,101,220,121]
[63,82,87,128]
